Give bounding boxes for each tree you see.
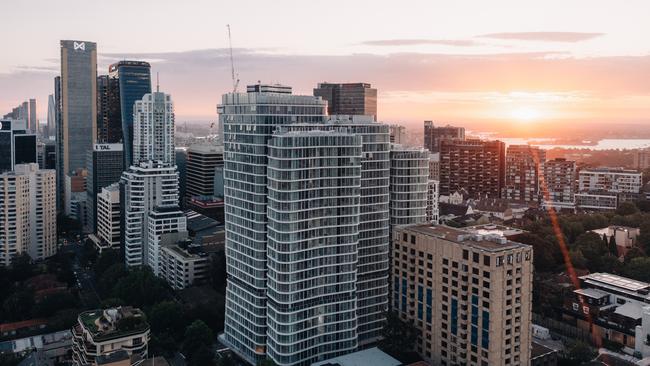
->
[2,289,34,322]
[97,263,127,297]
[624,246,645,262]
[568,250,587,269]
[94,249,120,278]
[33,292,78,318]
[608,235,619,257]
[148,301,186,338]
[515,233,561,271]
[616,201,639,216]
[638,220,650,253]
[110,268,172,308]
[182,320,214,365]
[561,340,596,364]
[622,257,650,282]
[379,311,419,361]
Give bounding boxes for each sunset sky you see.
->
[1,0,649,133]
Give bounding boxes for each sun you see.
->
[510,107,541,122]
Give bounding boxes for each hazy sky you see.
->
[1,0,649,131]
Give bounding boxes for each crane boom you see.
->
[227,24,239,93]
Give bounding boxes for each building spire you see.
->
[156,72,160,92]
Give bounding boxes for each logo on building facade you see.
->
[73,42,86,51]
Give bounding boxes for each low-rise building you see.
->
[578,167,642,194]
[92,183,121,252]
[71,307,150,366]
[590,226,640,257]
[562,273,650,353]
[159,239,212,290]
[575,191,618,211]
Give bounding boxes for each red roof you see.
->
[0,319,48,333]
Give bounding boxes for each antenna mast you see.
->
[227,24,240,93]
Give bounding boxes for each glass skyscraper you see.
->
[109,61,151,166]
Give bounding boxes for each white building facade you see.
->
[0,164,56,265]
[389,145,429,226]
[95,183,121,251]
[132,92,175,166]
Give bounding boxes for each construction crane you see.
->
[227,24,240,93]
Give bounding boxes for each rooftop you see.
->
[78,307,149,342]
[402,224,529,252]
[464,224,527,238]
[311,347,402,366]
[581,273,650,293]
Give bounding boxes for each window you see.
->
[411,235,416,244]
[463,250,469,260]
[402,233,408,242]
[483,255,491,266]
[473,252,480,263]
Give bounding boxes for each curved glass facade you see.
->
[266,130,361,365]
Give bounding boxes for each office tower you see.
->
[46,94,56,139]
[3,101,28,121]
[220,83,327,364]
[96,74,122,143]
[109,61,152,165]
[85,144,124,233]
[59,40,97,215]
[72,307,150,365]
[423,121,465,153]
[0,119,37,173]
[392,224,533,365]
[388,124,405,144]
[121,162,181,267]
[265,129,362,364]
[389,145,429,226]
[185,144,224,203]
[542,158,576,210]
[28,99,36,133]
[427,179,440,223]
[314,82,377,120]
[132,91,175,165]
[95,183,121,251]
[503,145,546,202]
[0,164,56,265]
[438,139,506,199]
[578,167,642,194]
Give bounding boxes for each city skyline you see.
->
[1,0,649,133]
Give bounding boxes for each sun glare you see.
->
[510,107,541,122]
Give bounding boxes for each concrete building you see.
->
[578,167,642,194]
[313,82,377,120]
[146,206,187,276]
[574,191,618,211]
[439,139,505,199]
[185,144,224,203]
[429,153,440,181]
[312,347,401,366]
[389,145,429,227]
[28,99,37,134]
[590,226,639,257]
[86,144,123,233]
[121,162,181,267]
[0,164,56,265]
[132,91,175,166]
[38,141,56,170]
[542,158,576,210]
[388,124,405,144]
[503,145,546,202]
[94,183,121,252]
[96,74,122,144]
[71,307,149,366]
[634,149,650,170]
[65,169,88,224]
[0,119,37,173]
[423,121,465,153]
[58,40,97,215]
[427,179,440,223]
[392,224,533,365]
